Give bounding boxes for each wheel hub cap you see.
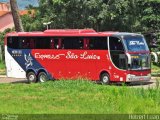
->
[103,76,109,83]
[40,75,46,82]
[29,75,35,81]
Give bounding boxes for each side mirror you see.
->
[126,53,131,65]
[151,52,158,63]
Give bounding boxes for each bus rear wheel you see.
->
[100,73,110,85]
[38,72,48,82]
[27,72,37,83]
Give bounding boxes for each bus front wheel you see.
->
[100,73,110,85]
[27,72,37,83]
[38,72,48,82]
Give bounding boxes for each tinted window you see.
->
[35,38,59,49]
[109,37,124,51]
[7,37,19,49]
[7,36,108,50]
[20,37,35,49]
[7,37,59,49]
[89,37,108,50]
[109,37,127,70]
[35,37,49,49]
[62,37,83,49]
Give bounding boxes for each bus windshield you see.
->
[130,54,150,70]
[124,36,149,52]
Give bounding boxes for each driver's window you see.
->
[109,37,124,51]
[109,37,127,70]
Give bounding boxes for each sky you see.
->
[0,0,39,9]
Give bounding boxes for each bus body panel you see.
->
[5,46,26,78]
[6,47,52,79]
[31,50,121,80]
[126,70,151,81]
[4,29,151,82]
[128,70,151,76]
[6,47,128,81]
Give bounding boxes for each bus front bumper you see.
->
[126,74,151,82]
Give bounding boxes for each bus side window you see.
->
[54,39,59,49]
[84,38,89,49]
[35,37,50,49]
[63,37,84,49]
[79,39,83,49]
[7,37,19,49]
[29,38,35,49]
[21,38,30,49]
[20,37,35,49]
[58,38,63,49]
[50,38,54,49]
[89,37,108,50]
[50,38,59,49]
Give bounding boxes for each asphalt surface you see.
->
[0,76,27,84]
[123,78,158,89]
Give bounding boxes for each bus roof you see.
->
[6,29,141,37]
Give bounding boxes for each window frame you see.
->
[7,36,108,50]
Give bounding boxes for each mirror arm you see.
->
[126,53,131,65]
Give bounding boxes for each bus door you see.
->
[109,37,127,81]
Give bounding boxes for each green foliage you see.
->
[0,62,5,75]
[138,0,160,31]
[0,80,160,114]
[151,64,160,76]
[1,0,38,10]
[0,61,5,70]
[0,28,14,45]
[157,32,160,50]
[21,0,160,33]
[0,61,6,75]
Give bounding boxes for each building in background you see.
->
[0,2,10,11]
[0,2,34,32]
[0,2,13,32]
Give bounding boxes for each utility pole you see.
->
[10,0,24,32]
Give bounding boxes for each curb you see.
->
[0,75,6,78]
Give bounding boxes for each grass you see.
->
[0,62,160,114]
[0,61,5,69]
[151,64,160,76]
[0,80,160,114]
[0,61,5,75]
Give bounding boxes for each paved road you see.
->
[0,76,27,84]
[0,76,159,89]
[125,79,158,89]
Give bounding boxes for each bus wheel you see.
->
[100,73,110,84]
[27,72,37,83]
[38,72,48,83]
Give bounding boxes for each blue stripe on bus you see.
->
[7,48,53,79]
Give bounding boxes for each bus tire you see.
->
[38,72,48,83]
[100,73,110,84]
[27,72,37,83]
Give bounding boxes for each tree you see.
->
[137,0,160,32]
[22,0,160,33]
[10,0,24,32]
